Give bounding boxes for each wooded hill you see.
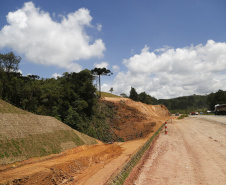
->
[156,90,226,114]
[127,87,226,114]
[0,69,116,142]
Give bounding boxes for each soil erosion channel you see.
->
[0,97,170,185]
[125,116,226,185]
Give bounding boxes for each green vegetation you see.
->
[100,91,120,98]
[91,67,113,98]
[157,95,208,114]
[178,114,189,119]
[129,87,156,105]
[158,90,226,114]
[0,130,96,163]
[0,52,122,143]
[128,87,226,114]
[207,90,226,110]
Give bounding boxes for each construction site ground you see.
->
[124,116,226,185]
[0,98,171,185]
[0,121,166,185]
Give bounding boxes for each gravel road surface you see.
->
[192,115,226,125]
[130,116,226,185]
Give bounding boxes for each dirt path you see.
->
[127,116,226,185]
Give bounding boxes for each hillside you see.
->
[0,97,171,184]
[101,97,171,141]
[0,99,97,164]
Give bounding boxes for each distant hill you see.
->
[0,99,97,164]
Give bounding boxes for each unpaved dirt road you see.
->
[127,116,226,185]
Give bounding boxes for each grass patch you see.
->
[99,92,121,98]
[0,100,28,114]
[178,114,189,119]
[0,129,94,164]
[4,151,9,158]
[0,153,4,158]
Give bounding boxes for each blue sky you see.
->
[0,0,226,99]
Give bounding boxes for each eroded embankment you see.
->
[101,97,171,142]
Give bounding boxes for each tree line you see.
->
[127,87,226,114]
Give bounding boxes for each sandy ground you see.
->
[126,116,226,185]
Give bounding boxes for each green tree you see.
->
[120,93,128,98]
[139,92,152,104]
[0,52,21,73]
[91,68,113,98]
[64,106,83,131]
[207,90,226,110]
[129,87,139,101]
[109,87,114,94]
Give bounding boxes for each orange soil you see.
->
[0,98,170,185]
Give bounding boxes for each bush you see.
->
[178,114,188,119]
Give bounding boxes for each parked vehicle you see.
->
[214,104,226,115]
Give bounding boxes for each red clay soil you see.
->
[103,97,171,141]
[0,97,171,185]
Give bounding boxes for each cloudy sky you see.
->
[0,0,226,99]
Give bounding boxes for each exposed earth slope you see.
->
[102,97,170,141]
[0,97,171,185]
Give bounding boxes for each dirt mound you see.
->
[0,100,97,164]
[102,97,171,141]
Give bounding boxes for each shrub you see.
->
[178,114,188,119]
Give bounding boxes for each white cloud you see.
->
[17,69,23,74]
[51,73,62,79]
[112,65,120,72]
[0,2,105,72]
[97,23,102,31]
[113,40,226,99]
[94,61,109,68]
